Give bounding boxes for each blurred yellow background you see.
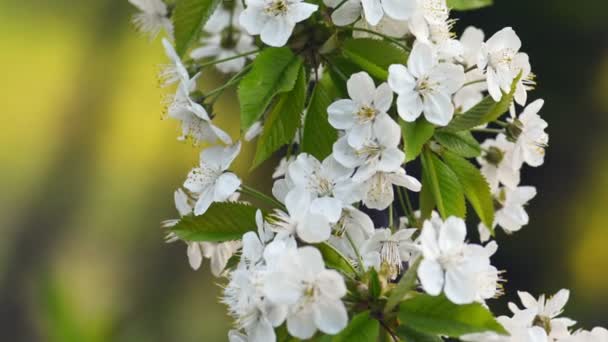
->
[0,0,606,340]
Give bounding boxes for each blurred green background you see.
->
[0,0,606,340]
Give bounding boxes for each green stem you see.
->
[397,187,416,228]
[345,231,365,274]
[494,120,509,127]
[197,49,260,69]
[472,128,505,134]
[347,27,410,51]
[388,203,394,231]
[205,63,252,103]
[462,78,486,87]
[239,184,286,210]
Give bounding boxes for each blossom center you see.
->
[380,240,402,279]
[490,49,516,69]
[357,105,378,123]
[188,166,222,185]
[265,0,289,16]
[416,77,439,96]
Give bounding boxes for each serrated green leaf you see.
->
[442,73,521,132]
[401,118,435,162]
[441,151,495,231]
[396,325,443,342]
[340,38,409,80]
[420,149,466,219]
[172,0,222,56]
[171,202,258,241]
[399,294,507,337]
[385,258,421,313]
[301,74,340,160]
[315,243,357,279]
[238,47,303,130]
[332,311,380,342]
[251,66,307,169]
[434,131,481,158]
[447,0,493,10]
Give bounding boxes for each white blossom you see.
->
[240,0,318,47]
[266,188,333,243]
[361,168,421,210]
[360,228,418,279]
[388,42,465,126]
[477,134,521,192]
[206,1,245,34]
[509,99,549,168]
[288,154,361,222]
[184,143,242,215]
[263,246,348,339]
[128,0,172,40]
[479,185,536,242]
[328,72,394,149]
[478,27,532,105]
[417,216,496,304]
[324,0,415,27]
[332,114,404,182]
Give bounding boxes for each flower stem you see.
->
[397,187,417,228]
[347,27,410,51]
[239,184,286,211]
[472,128,505,134]
[462,78,486,87]
[205,63,252,103]
[345,231,365,275]
[197,49,260,69]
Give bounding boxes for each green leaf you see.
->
[441,151,495,231]
[434,130,481,158]
[401,118,435,162]
[385,258,421,313]
[171,202,258,241]
[442,73,521,132]
[301,74,340,160]
[399,294,508,337]
[419,172,436,223]
[340,38,409,80]
[368,268,382,299]
[251,66,307,169]
[238,47,303,130]
[396,325,443,342]
[316,242,357,279]
[172,0,222,56]
[420,149,466,220]
[332,311,380,342]
[447,0,493,10]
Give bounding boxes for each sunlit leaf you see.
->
[172,0,222,56]
[171,202,257,241]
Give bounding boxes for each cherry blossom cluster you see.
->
[129,0,606,341]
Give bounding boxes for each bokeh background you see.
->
[0,0,607,340]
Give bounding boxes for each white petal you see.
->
[310,197,343,223]
[194,186,215,215]
[213,172,241,201]
[423,92,454,126]
[381,0,415,20]
[331,0,362,26]
[360,0,384,26]
[418,259,444,296]
[438,217,467,254]
[444,266,476,304]
[408,42,434,78]
[373,82,394,112]
[287,310,317,339]
[328,99,358,130]
[396,91,423,122]
[288,2,318,23]
[239,7,267,35]
[298,213,332,243]
[187,243,203,270]
[261,17,295,47]
[388,64,416,94]
[347,72,376,105]
[313,299,348,335]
